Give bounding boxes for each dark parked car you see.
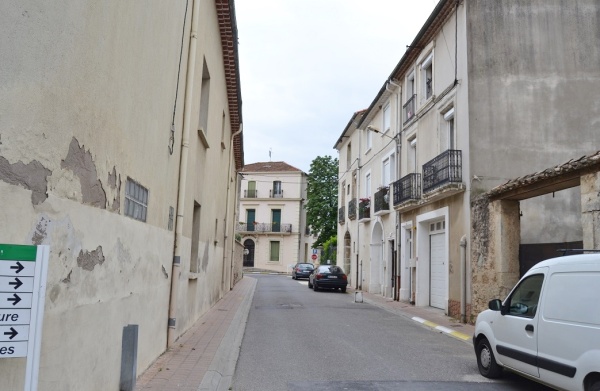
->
[308,265,348,292]
[291,263,314,279]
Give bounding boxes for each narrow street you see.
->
[232,274,551,391]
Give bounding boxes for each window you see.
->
[421,52,433,101]
[346,142,352,169]
[220,111,226,150]
[383,103,391,134]
[506,274,544,318]
[269,241,280,262]
[247,181,257,198]
[366,127,372,151]
[404,72,416,123]
[125,178,148,222]
[190,202,201,272]
[341,181,346,205]
[408,137,417,173]
[443,108,455,151]
[199,59,211,136]
[382,157,391,186]
[272,181,282,198]
[365,172,371,198]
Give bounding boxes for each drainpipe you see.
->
[227,124,243,290]
[460,235,467,323]
[168,0,199,348]
[388,78,401,300]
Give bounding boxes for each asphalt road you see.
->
[231,275,551,391]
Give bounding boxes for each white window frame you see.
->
[443,107,455,151]
[365,171,372,198]
[381,151,396,186]
[366,128,373,152]
[421,52,433,102]
[383,103,391,134]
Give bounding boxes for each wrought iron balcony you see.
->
[236,222,292,234]
[374,187,390,214]
[392,173,421,205]
[403,94,416,124]
[358,198,370,220]
[422,149,462,193]
[270,189,283,198]
[244,189,258,198]
[338,206,345,224]
[347,198,357,220]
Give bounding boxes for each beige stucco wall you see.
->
[240,170,309,273]
[0,1,240,389]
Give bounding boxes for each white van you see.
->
[473,254,600,391]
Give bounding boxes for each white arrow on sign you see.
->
[0,276,34,292]
[0,324,29,342]
[0,261,35,277]
[0,292,33,309]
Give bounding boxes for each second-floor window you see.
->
[346,142,352,169]
[408,137,417,173]
[272,181,282,198]
[383,103,391,134]
[366,128,372,151]
[247,181,257,198]
[382,156,391,186]
[442,107,455,151]
[421,52,433,101]
[365,172,371,198]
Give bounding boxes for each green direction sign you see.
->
[0,244,37,261]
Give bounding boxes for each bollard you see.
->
[119,324,139,391]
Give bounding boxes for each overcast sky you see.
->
[235,0,440,173]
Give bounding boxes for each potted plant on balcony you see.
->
[359,197,371,218]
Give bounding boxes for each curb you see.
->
[411,316,471,343]
[198,277,258,391]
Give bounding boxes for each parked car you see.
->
[308,265,348,292]
[291,263,314,280]
[473,254,600,391]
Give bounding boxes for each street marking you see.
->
[412,316,471,342]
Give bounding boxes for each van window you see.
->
[506,274,544,318]
[543,272,600,325]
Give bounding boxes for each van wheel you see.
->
[476,338,502,378]
[588,379,600,391]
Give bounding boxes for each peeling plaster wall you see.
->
[581,171,600,249]
[0,0,239,389]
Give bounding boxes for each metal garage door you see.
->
[429,227,446,309]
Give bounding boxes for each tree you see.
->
[306,155,338,248]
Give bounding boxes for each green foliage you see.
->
[306,155,338,247]
[322,235,337,265]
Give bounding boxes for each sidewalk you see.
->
[135,274,474,391]
[135,276,257,391]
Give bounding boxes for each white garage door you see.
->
[430,231,446,309]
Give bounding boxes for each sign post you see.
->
[0,244,49,391]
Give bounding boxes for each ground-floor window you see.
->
[269,241,280,262]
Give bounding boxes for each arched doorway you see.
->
[243,239,255,267]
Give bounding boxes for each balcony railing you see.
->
[244,189,258,198]
[403,94,416,124]
[338,206,345,224]
[392,173,421,205]
[358,199,370,220]
[237,222,292,233]
[374,187,390,214]
[422,149,462,193]
[270,190,283,198]
[347,198,357,220]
